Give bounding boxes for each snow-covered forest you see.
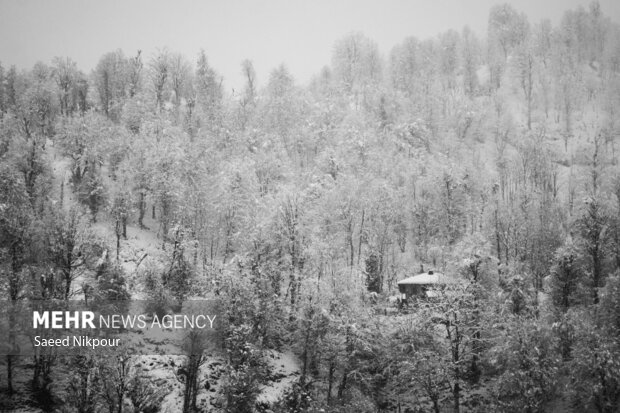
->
[2,1,620,412]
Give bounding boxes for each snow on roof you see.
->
[397,271,458,285]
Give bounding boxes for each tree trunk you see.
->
[183,355,201,413]
[357,210,365,266]
[289,267,298,320]
[327,361,335,405]
[495,209,501,264]
[138,193,146,229]
[60,179,64,210]
[64,270,71,300]
[116,232,121,262]
[348,217,355,268]
[453,381,460,413]
[338,326,352,399]
[337,369,348,399]
[593,246,601,304]
[6,355,13,395]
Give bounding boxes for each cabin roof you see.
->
[397,271,458,285]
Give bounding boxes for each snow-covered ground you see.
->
[257,350,301,404]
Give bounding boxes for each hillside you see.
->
[1,1,620,412]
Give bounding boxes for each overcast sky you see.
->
[1,0,619,91]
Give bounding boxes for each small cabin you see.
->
[397,270,457,301]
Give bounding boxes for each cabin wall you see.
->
[398,284,424,299]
